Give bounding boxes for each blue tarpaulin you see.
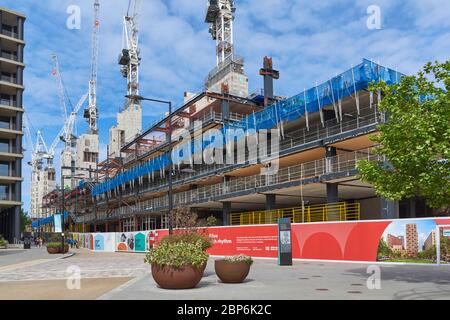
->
[90,59,403,197]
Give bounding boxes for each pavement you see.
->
[0,247,57,268]
[99,258,450,300]
[1,248,450,300]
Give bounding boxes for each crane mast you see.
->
[85,0,100,134]
[206,0,235,66]
[119,0,141,109]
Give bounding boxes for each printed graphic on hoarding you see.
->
[94,234,104,251]
[115,231,155,252]
[134,233,146,252]
[377,219,438,263]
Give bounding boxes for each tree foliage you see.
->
[20,208,31,232]
[358,61,450,210]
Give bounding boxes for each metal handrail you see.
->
[103,148,381,219]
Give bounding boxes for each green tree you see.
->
[377,238,392,260]
[20,208,31,232]
[358,61,450,212]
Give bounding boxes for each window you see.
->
[0,184,9,200]
[0,139,9,153]
[0,162,9,176]
[123,218,135,232]
[140,216,157,231]
[83,152,98,163]
[0,117,10,129]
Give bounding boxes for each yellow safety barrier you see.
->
[230,202,360,226]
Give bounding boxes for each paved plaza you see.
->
[1,248,450,300]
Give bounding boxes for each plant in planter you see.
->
[145,241,209,289]
[46,242,69,254]
[0,235,7,249]
[159,232,213,252]
[215,254,253,283]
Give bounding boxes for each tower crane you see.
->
[45,93,88,168]
[118,0,141,109]
[206,0,236,66]
[84,0,100,134]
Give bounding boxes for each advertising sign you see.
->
[278,218,292,266]
[54,214,62,233]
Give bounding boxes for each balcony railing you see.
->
[0,192,18,201]
[0,74,17,85]
[1,27,19,39]
[0,146,21,154]
[0,99,17,107]
[94,105,382,205]
[95,147,382,221]
[0,51,18,61]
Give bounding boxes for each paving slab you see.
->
[99,258,450,300]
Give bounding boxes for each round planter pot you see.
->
[215,260,251,283]
[47,247,59,254]
[151,263,205,290]
[60,245,69,254]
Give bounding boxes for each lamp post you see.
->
[60,167,96,251]
[126,94,174,235]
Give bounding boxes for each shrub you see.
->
[219,254,254,266]
[145,241,209,269]
[206,215,217,227]
[46,242,63,249]
[160,232,213,251]
[47,234,62,243]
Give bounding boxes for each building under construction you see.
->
[33,0,439,234]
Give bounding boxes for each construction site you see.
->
[30,0,439,234]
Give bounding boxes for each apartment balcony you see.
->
[1,28,18,39]
[0,146,23,161]
[0,122,22,139]
[0,169,21,183]
[0,192,21,208]
[0,24,24,44]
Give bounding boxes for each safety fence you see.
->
[230,202,360,226]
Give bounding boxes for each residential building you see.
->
[0,6,24,242]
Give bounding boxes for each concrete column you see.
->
[325,146,338,203]
[265,194,276,211]
[409,197,417,218]
[222,202,231,226]
[221,99,230,121]
[18,17,24,40]
[326,183,339,203]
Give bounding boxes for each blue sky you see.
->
[2,0,450,213]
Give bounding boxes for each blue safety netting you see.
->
[32,211,70,229]
[91,59,403,197]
